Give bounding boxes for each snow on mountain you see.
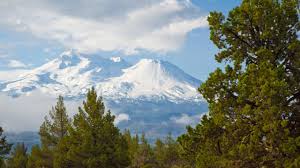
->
[0,51,207,139]
[98,59,202,102]
[0,50,130,98]
[0,51,203,103]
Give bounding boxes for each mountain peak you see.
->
[59,49,80,58]
[97,58,202,102]
[135,59,166,67]
[0,53,202,102]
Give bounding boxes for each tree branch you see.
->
[287,91,300,105]
[225,27,253,49]
[229,92,258,108]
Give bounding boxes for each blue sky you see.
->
[0,0,242,81]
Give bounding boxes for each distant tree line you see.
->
[0,0,299,167]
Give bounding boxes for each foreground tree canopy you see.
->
[178,0,300,167]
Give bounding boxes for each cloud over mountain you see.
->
[7,60,28,68]
[0,0,207,55]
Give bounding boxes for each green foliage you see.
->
[64,87,130,168]
[124,130,139,164]
[0,127,11,168]
[125,131,186,168]
[6,143,28,168]
[179,0,300,167]
[28,95,70,168]
[39,95,70,148]
[154,134,187,168]
[130,133,156,168]
[27,145,53,168]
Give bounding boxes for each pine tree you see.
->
[131,133,156,168]
[65,87,130,168]
[53,136,71,168]
[0,127,11,167]
[162,134,182,168]
[179,0,300,167]
[154,138,164,168]
[7,143,28,168]
[27,145,52,168]
[39,95,70,148]
[124,130,139,164]
[154,134,186,168]
[28,95,70,168]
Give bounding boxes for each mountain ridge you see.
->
[0,51,203,103]
[0,51,208,139]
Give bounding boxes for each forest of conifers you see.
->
[0,0,300,167]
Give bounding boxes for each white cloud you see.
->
[0,70,29,81]
[43,48,51,53]
[0,0,208,55]
[170,113,204,125]
[0,91,85,132]
[7,60,28,68]
[0,54,9,58]
[114,113,130,125]
[0,89,130,132]
[0,91,58,132]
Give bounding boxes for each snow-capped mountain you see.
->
[0,50,131,98]
[98,59,202,102]
[0,51,207,140]
[0,50,202,103]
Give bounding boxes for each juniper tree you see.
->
[179,0,300,167]
[28,96,70,168]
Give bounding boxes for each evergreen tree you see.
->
[124,130,139,165]
[154,138,164,168]
[162,134,183,168]
[53,137,71,168]
[39,95,70,148]
[154,134,186,168]
[179,0,300,167]
[65,87,130,168]
[7,143,28,168]
[178,116,224,167]
[0,127,11,167]
[125,132,189,168]
[28,95,70,168]
[131,133,156,168]
[27,145,53,168]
